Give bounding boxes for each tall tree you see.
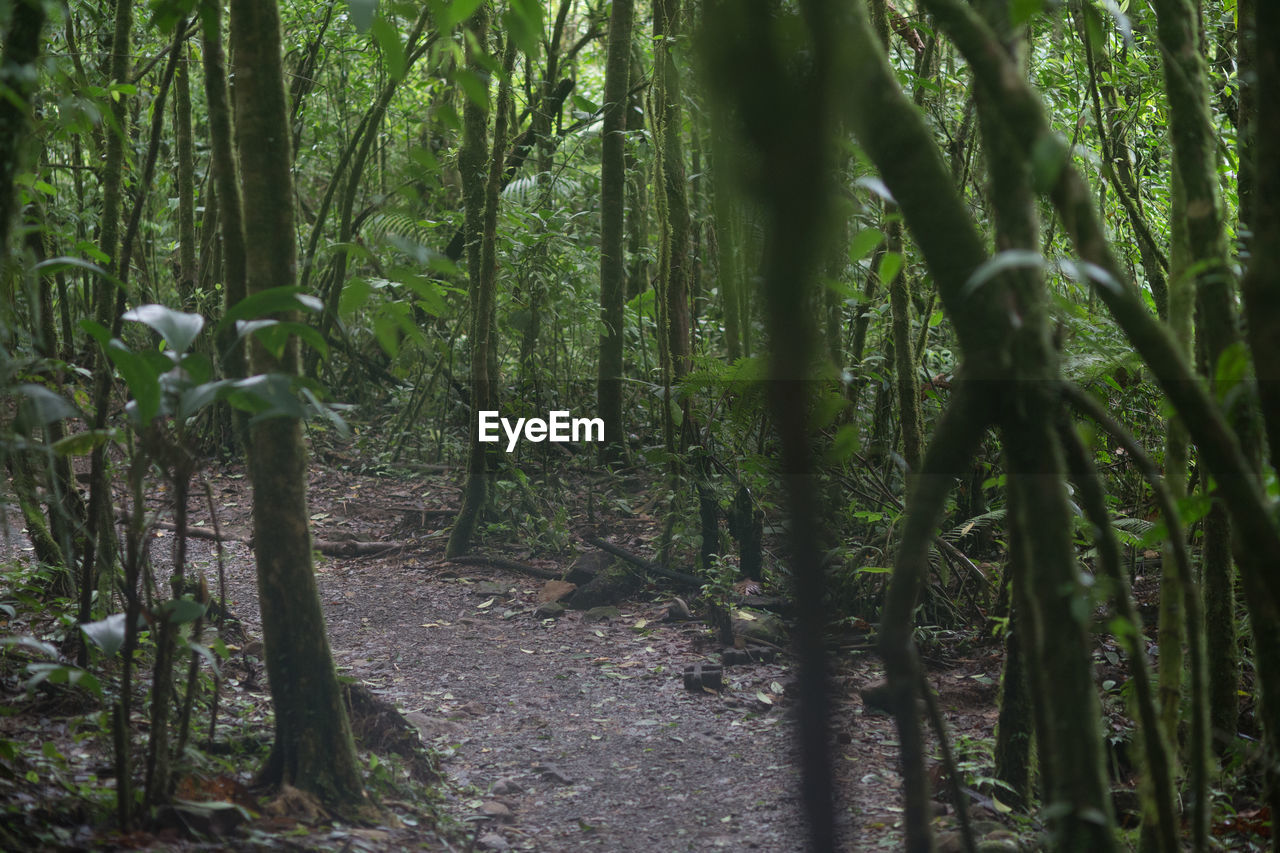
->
[227,0,366,811]
[447,5,496,558]
[596,0,634,464]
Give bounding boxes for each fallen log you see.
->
[585,536,706,589]
[446,554,562,580]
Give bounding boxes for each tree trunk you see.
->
[653,0,690,380]
[174,40,197,310]
[228,0,366,812]
[597,0,634,464]
[80,0,133,662]
[449,24,517,559]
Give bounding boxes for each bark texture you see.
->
[229,0,365,810]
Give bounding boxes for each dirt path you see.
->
[164,463,920,850]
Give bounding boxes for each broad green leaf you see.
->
[52,429,114,457]
[504,0,544,60]
[826,424,860,463]
[16,384,77,425]
[348,0,378,32]
[455,68,489,110]
[848,228,884,264]
[1213,340,1250,401]
[340,277,374,317]
[157,597,207,625]
[1010,0,1043,26]
[177,380,233,421]
[220,286,323,331]
[371,17,407,79]
[854,176,895,203]
[961,249,1044,298]
[81,613,127,657]
[433,0,485,31]
[105,341,161,426]
[123,304,204,354]
[226,374,306,421]
[877,251,903,285]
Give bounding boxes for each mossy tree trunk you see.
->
[653,0,690,380]
[808,2,1120,847]
[449,19,517,559]
[1153,2,1242,833]
[174,40,196,310]
[228,0,366,811]
[80,0,132,658]
[1239,4,1280,845]
[446,6,494,558]
[596,0,634,464]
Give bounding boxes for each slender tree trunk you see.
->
[80,0,133,661]
[450,26,517,559]
[597,0,634,464]
[447,7,495,558]
[0,0,45,256]
[1240,5,1280,847]
[228,0,366,811]
[201,2,247,398]
[654,0,690,379]
[174,40,197,310]
[1153,6,1241,840]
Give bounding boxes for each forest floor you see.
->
[3,450,1043,851]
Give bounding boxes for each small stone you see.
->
[474,581,509,597]
[491,778,524,795]
[535,602,566,619]
[477,831,511,851]
[584,605,622,623]
[479,800,513,822]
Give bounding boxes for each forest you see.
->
[0,0,1276,850]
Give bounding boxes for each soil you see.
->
[1,454,1020,851]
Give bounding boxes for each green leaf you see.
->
[105,341,161,426]
[856,565,893,574]
[235,319,328,361]
[348,0,378,32]
[434,0,485,31]
[370,17,407,79]
[123,304,204,354]
[848,228,884,264]
[81,613,127,657]
[177,380,233,421]
[157,597,207,625]
[52,429,113,457]
[455,68,489,110]
[220,287,323,331]
[226,374,307,421]
[148,0,199,32]
[16,384,77,425]
[1010,0,1043,26]
[961,249,1044,298]
[504,0,544,60]
[877,251,903,285]
[340,277,374,317]
[1213,340,1250,402]
[826,424,860,463]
